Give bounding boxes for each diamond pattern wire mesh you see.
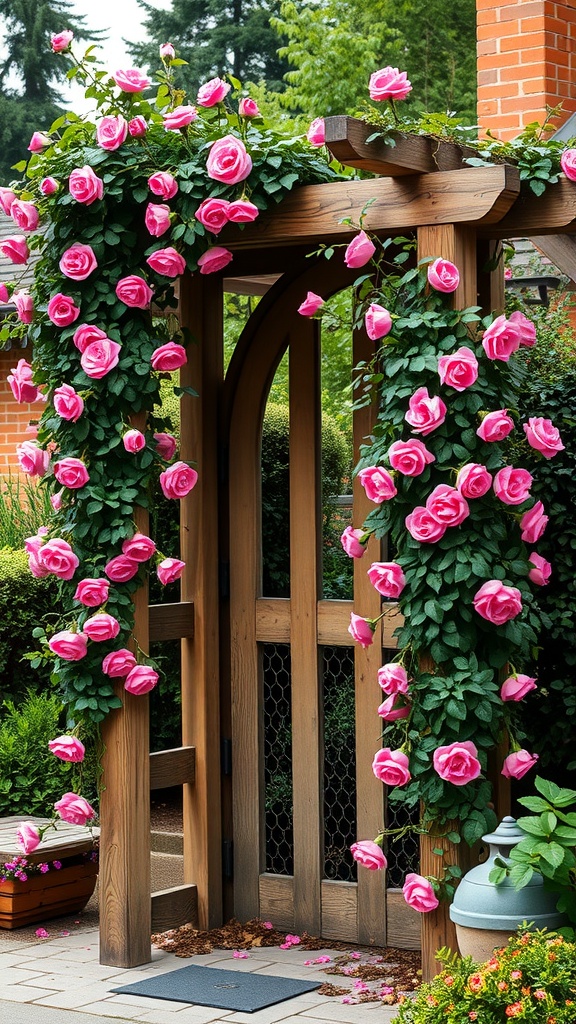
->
[380,671,421,886]
[323,645,357,882]
[263,643,294,875]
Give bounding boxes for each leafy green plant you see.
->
[0,547,59,705]
[0,475,54,550]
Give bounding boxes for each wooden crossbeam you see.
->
[479,177,576,238]
[150,746,196,790]
[325,116,476,176]
[151,884,198,932]
[148,601,194,642]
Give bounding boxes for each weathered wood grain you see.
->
[151,884,198,932]
[149,602,194,642]
[325,116,476,176]
[149,746,196,790]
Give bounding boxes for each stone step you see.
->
[151,829,183,855]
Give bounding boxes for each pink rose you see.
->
[122,533,156,562]
[147,247,186,277]
[197,246,233,274]
[365,303,392,340]
[377,694,410,721]
[8,359,40,403]
[438,347,478,391]
[54,457,90,490]
[38,538,79,580]
[197,77,231,106]
[11,199,39,232]
[340,526,366,558]
[102,648,137,677]
[59,243,97,281]
[350,840,387,871]
[54,792,95,825]
[51,490,63,511]
[40,176,59,195]
[53,383,84,422]
[377,664,409,695]
[402,873,439,913]
[523,417,565,459]
[73,577,110,607]
[476,409,515,442]
[388,439,435,477]
[48,736,85,762]
[358,465,397,503]
[456,463,493,498]
[500,674,537,701]
[49,630,88,661]
[344,230,376,269]
[16,822,41,853]
[47,293,80,327]
[104,555,140,582]
[509,310,537,347]
[367,561,406,598]
[195,198,231,233]
[239,97,260,118]
[145,203,171,237]
[501,750,539,780]
[405,387,446,435]
[298,291,324,316]
[17,441,50,477]
[81,339,122,378]
[28,132,51,152]
[123,429,146,453]
[1,235,29,264]
[473,580,523,624]
[73,324,108,352]
[151,341,187,371]
[160,42,175,60]
[372,748,411,786]
[348,612,375,648]
[0,283,8,303]
[405,506,446,543]
[307,117,326,147]
[561,148,576,181]
[369,66,412,102]
[124,664,159,695]
[148,171,178,199]
[427,258,460,293]
[160,461,199,499]
[83,613,120,642]
[113,68,151,92]
[493,466,533,505]
[157,557,186,584]
[69,166,104,205]
[206,134,252,185]
[528,552,552,586]
[482,315,522,361]
[128,115,148,137]
[163,105,198,129]
[433,740,481,785]
[96,114,128,150]
[227,199,259,223]
[426,484,470,526]
[0,187,15,214]
[13,289,34,324]
[154,432,177,461]
[115,275,153,308]
[51,30,73,51]
[520,501,548,544]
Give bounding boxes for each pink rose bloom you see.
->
[145,202,171,237]
[0,283,8,303]
[365,303,392,340]
[405,506,446,543]
[163,105,198,130]
[523,417,565,459]
[49,630,88,661]
[348,612,374,648]
[0,187,16,214]
[438,347,478,391]
[298,291,324,316]
[123,428,146,453]
[102,649,137,677]
[227,199,259,223]
[17,441,50,477]
[433,740,481,785]
[358,465,397,502]
[51,30,73,51]
[126,117,147,140]
[124,664,159,694]
[482,314,522,361]
[147,247,186,277]
[427,258,460,293]
[51,490,63,511]
[151,342,187,371]
[11,199,39,232]
[48,736,85,762]
[83,613,120,642]
[16,822,41,853]
[197,246,233,274]
[54,792,95,825]
[307,117,325,147]
[148,171,178,199]
[59,243,97,281]
[239,97,260,118]
[350,840,387,871]
[493,466,533,506]
[405,387,446,435]
[73,324,107,353]
[113,68,151,92]
[528,552,552,586]
[378,664,409,695]
[344,230,376,269]
[502,750,539,780]
[509,310,537,347]
[520,501,548,544]
[53,383,84,422]
[402,873,439,913]
[54,457,89,490]
[8,359,40,403]
[500,674,537,701]
[160,42,175,60]
[426,484,469,526]
[28,132,51,152]
[197,77,231,106]
[40,176,59,195]
[473,580,523,624]
[456,463,492,498]
[476,409,515,442]
[81,339,121,378]
[206,134,252,184]
[115,275,153,308]
[47,293,80,327]
[160,461,199,499]
[377,694,410,721]
[388,439,435,477]
[38,538,79,580]
[154,432,177,460]
[104,555,140,582]
[372,748,411,786]
[560,148,576,181]
[73,577,110,607]
[69,166,104,205]
[96,114,128,150]
[13,289,35,324]
[340,526,366,558]
[157,557,186,584]
[195,198,231,233]
[122,533,156,562]
[1,235,29,264]
[369,66,412,102]
[367,561,406,598]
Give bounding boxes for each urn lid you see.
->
[481,815,526,847]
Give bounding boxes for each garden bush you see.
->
[0,547,58,706]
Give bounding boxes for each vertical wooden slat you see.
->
[179,274,223,928]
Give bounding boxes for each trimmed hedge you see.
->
[0,548,58,706]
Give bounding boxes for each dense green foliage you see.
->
[0,548,57,705]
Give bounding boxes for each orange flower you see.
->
[498,981,509,992]
[444,975,454,987]
[468,973,484,993]
[505,1003,523,1018]
[510,970,522,980]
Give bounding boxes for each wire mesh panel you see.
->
[263,643,294,875]
[322,645,357,882]
[384,798,420,887]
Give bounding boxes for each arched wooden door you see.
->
[222,256,418,948]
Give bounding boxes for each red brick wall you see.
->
[477,0,576,139]
[0,347,46,474]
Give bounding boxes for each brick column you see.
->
[0,348,45,473]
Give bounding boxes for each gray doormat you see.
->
[110,964,321,1012]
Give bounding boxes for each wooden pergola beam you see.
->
[478,177,576,238]
[325,116,476,176]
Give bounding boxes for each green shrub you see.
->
[0,548,59,706]
[0,475,53,550]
